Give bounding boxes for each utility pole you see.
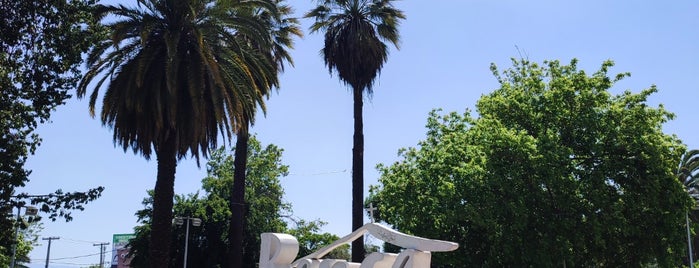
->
[42,237,60,268]
[93,242,109,268]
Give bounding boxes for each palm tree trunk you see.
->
[351,86,365,262]
[229,128,249,268]
[150,133,177,268]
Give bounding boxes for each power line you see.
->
[32,251,103,261]
[45,260,104,267]
[287,169,347,176]
[61,237,103,244]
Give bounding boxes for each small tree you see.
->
[128,137,346,267]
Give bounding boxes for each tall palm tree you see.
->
[305,0,405,262]
[227,2,301,267]
[680,149,699,266]
[77,0,280,267]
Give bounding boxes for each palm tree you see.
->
[77,0,281,267]
[305,0,405,262]
[227,2,301,267]
[680,150,699,266]
[680,150,699,196]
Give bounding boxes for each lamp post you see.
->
[174,216,201,268]
[10,204,38,268]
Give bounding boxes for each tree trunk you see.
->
[229,129,249,268]
[150,133,177,268]
[351,86,365,262]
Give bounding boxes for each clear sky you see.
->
[21,0,699,267]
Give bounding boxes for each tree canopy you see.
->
[0,0,104,259]
[369,59,691,267]
[1,0,99,196]
[127,137,347,268]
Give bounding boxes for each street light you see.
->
[174,216,201,268]
[10,204,38,268]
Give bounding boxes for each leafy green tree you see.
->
[127,137,346,267]
[0,0,104,259]
[369,59,692,267]
[0,220,41,268]
[77,0,287,267]
[304,0,405,261]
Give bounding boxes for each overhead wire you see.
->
[287,169,347,176]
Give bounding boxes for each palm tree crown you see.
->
[306,0,405,94]
[79,0,279,161]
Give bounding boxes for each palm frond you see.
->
[79,0,300,162]
[305,0,404,92]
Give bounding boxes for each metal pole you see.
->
[688,211,694,267]
[184,217,190,268]
[43,237,60,268]
[9,206,21,268]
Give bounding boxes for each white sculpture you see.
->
[259,223,458,268]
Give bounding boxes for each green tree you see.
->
[0,0,104,253]
[0,219,41,268]
[304,0,405,261]
[127,137,346,267]
[77,0,285,267]
[369,59,691,267]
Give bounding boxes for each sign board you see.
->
[112,233,135,268]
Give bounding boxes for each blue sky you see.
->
[21,0,698,267]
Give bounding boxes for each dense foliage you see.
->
[0,0,104,262]
[127,137,347,267]
[1,0,99,200]
[369,59,692,267]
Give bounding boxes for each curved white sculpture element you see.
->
[260,233,300,268]
[391,249,430,268]
[296,259,322,268]
[360,252,397,268]
[260,223,459,268]
[318,259,345,268]
[292,223,458,266]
